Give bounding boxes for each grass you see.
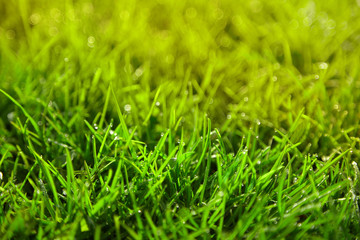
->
[1,0,360,239]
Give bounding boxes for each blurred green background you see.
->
[1,0,360,152]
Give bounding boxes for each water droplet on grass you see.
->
[319,62,328,70]
[88,36,95,44]
[124,104,131,112]
[29,13,41,25]
[135,68,143,77]
[333,104,340,111]
[7,112,15,121]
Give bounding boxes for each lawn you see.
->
[1,0,360,239]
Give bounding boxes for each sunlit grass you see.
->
[1,0,360,239]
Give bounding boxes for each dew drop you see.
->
[7,112,15,121]
[87,36,95,48]
[134,68,143,77]
[319,62,328,70]
[124,104,131,112]
[29,13,41,25]
[88,36,95,43]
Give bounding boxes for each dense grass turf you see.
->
[1,0,360,239]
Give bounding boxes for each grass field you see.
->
[1,0,360,239]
